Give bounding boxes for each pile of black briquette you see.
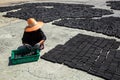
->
[14,51,37,59]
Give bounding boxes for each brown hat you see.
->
[25,18,44,32]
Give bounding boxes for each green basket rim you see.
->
[11,49,40,60]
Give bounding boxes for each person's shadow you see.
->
[8,57,13,66]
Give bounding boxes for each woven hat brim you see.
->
[25,21,44,32]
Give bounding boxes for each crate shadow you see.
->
[8,57,12,66]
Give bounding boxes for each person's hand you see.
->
[24,44,32,50]
[33,43,40,49]
[40,44,44,50]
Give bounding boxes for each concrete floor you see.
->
[0,20,105,80]
[0,0,120,80]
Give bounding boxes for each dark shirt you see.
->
[22,29,46,46]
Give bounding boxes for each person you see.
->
[18,18,46,51]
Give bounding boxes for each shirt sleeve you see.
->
[39,29,47,40]
[22,32,27,44]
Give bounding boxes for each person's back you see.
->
[22,28,46,46]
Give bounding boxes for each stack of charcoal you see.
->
[53,17,120,38]
[15,51,37,59]
[0,3,113,23]
[107,1,120,10]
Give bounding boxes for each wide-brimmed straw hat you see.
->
[25,18,44,32]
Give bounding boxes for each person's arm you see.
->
[39,29,46,45]
[22,32,29,45]
[39,40,45,44]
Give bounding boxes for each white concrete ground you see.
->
[0,0,120,80]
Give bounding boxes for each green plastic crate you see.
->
[10,49,40,65]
